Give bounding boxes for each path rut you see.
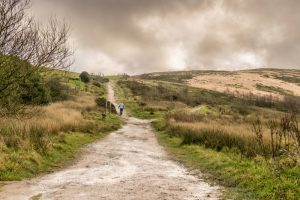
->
[0,82,221,200]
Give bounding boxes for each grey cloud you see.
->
[32,0,300,74]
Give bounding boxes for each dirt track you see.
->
[0,83,221,200]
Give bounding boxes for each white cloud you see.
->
[72,49,126,75]
[167,44,187,70]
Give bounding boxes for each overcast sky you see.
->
[31,0,300,75]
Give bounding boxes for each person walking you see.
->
[118,102,125,116]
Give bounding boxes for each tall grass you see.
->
[166,120,268,157]
[0,91,123,180]
[0,93,101,152]
[165,110,299,161]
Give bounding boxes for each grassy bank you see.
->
[0,111,122,181]
[0,75,122,181]
[1,129,103,181]
[153,119,300,200]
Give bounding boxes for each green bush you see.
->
[20,73,51,105]
[95,97,107,107]
[46,78,71,102]
[0,55,52,114]
[79,71,90,83]
[95,97,117,114]
[92,81,101,87]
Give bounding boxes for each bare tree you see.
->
[0,0,73,116]
[0,0,73,69]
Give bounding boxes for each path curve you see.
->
[0,82,221,200]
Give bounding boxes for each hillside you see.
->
[0,69,121,181]
[137,69,300,99]
[116,69,300,199]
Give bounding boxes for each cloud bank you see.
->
[32,0,300,74]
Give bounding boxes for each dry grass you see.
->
[0,93,97,151]
[174,120,256,140]
[188,70,300,98]
[166,108,300,159]
[142,100,187,111]
[0,89,123,181]
[170,110,283,143]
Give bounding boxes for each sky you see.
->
[31,0,300,75]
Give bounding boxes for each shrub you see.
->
[20,73,51,105]
[97,77,109,83]
[100,77,109,83]
[231,104,252,116]
[79,71,91,83]
[46,78,71,102]
[92,74,109,83]
[92,81,101,87]
[95,97,117,114]
[0,55,52,114]
[95,97,107,107]
[139,102,147,107]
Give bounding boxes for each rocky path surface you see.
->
[0,82,221,200]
